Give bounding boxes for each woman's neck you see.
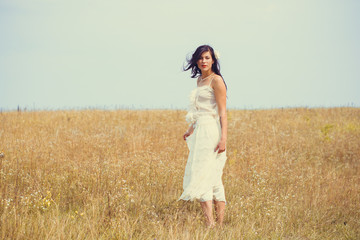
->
[201,70,214,78]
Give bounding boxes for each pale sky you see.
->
[1,0,359,111]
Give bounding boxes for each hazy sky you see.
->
[1,0,359,111]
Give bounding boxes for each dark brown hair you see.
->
[184,45,227,89]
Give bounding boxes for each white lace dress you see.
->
[179,77,227,202]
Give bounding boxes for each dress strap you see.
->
[208,75,215,87]
[196,77,201,87]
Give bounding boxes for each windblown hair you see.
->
[183,45,227,89]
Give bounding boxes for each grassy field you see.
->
[0,108,359,239]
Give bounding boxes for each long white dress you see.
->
[179,77,227,202]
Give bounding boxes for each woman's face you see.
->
[197,51,214,72]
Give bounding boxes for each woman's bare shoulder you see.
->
[212,75,225,87]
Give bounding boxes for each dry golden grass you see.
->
[0,108,359,239]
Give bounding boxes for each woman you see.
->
[179,45,227,227]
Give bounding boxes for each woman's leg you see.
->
[200,200,215,227]
[214,200,225,227]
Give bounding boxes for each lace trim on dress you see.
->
[186,75,218,125]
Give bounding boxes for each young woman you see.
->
[179,45,228,227]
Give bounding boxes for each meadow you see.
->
[0,108,359,239]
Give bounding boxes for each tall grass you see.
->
[0,108,359,239]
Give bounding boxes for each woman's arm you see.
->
[213,76,227,153]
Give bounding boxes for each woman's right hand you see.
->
[183,125,194,140]
[183,131,192,140]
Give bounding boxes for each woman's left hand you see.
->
[215,138,226,153]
